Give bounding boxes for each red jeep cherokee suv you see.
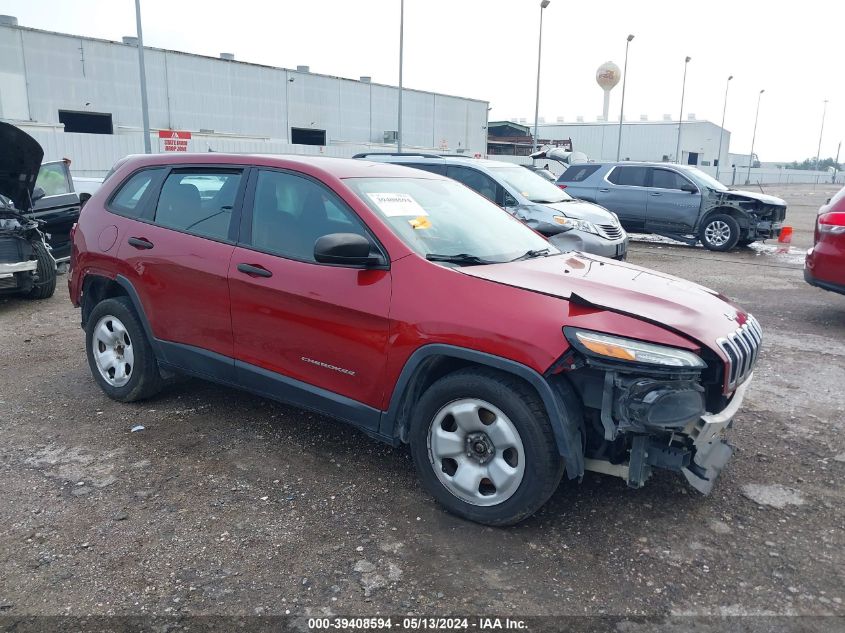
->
[69,153,761,525]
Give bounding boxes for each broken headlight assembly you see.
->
[553,215,599,235]
[564,328,706,369]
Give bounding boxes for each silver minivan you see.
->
[353,153,628,260]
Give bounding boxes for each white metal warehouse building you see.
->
[0,17,489,177]
[535,119,731,171]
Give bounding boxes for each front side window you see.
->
[446,166,504,205]
[346,177,557,264]
[153,169,242,241]
[35,163,71,196]
[247,170,369,262]
[651,169,691,190]
[607,166,648,187]
[487,165,572,203]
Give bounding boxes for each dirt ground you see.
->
[1,183,843,623]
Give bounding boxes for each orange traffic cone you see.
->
[778,226,793,244]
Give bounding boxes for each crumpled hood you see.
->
[460,252,748,353]
[719,189,786,207]
[533,199,618,224]
[0,121,44,212]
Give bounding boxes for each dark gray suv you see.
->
[558,162,787,251]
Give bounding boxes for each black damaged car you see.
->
[0,122,59,299]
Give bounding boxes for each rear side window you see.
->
[607,166,648,187]
[559,164,601,182]
[153,169,243,241]
[35,163,71,196]
[651,168,691,190]
[108,168,165,218]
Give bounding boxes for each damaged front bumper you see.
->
[584,374,752,494]
[0,259,38,291]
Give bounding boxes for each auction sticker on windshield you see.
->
[367,192,428,217]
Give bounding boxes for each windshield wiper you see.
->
[425,253,498,266]
[510,248,552,262]
[529,198,566,204]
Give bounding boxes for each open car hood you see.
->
[460,253,749,354]
[0,122,44,212]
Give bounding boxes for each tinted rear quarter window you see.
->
[107,168,165,218]
[607,166,649,187]
[559,164,601,182]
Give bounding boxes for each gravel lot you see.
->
[1,183,843,622]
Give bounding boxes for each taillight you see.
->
[819,212,845,235]
[557,184,568,190]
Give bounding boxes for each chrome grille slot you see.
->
[717,315,762,390]
[597,223,624,240]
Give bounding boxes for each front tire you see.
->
[85,297,163,402]
[700,213,740,251]
[24,241,56,300]
[409,368,564,526]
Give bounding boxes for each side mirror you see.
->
[31,186,46,203]
[680,183,698,194]
[314,233,382,267]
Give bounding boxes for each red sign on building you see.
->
[158,130,192,152]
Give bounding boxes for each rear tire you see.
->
[700,213,740,251]
[24,241,56,300]
[409,367,564,526]
[85,297,163,402]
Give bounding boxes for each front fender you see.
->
[380,343,585,479]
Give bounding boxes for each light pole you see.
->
[616,34,634,161]
[814,99,828,173]
[134,0,151,153]
[397,0,405,152]
[531,0,550,154]
[674,56,691,164]
[715,74,733,180]
[746,89,765,185]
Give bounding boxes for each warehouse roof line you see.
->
[0,21,489,105]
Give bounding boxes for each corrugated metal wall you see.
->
[536,121,730,169]
[0,25,488,174]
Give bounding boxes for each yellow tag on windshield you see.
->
[408,216,432,230]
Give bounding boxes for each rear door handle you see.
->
[237,263,273,278]
[127,237,154,249]
[650,192,662,196]
[598,188,609,193]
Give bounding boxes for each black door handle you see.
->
[128,237,154,249]
[237,263,273,278]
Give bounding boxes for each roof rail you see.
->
[352,151,443,159]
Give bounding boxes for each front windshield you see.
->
[684,167,728,191]
[488,165,573,203]
[345,177,558,264]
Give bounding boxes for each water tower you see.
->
[596,61,621,121]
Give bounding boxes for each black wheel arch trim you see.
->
[113,274,164,358]
[380,344,585,479]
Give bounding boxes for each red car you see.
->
[805,185,845,295]
[69,153,761,525]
